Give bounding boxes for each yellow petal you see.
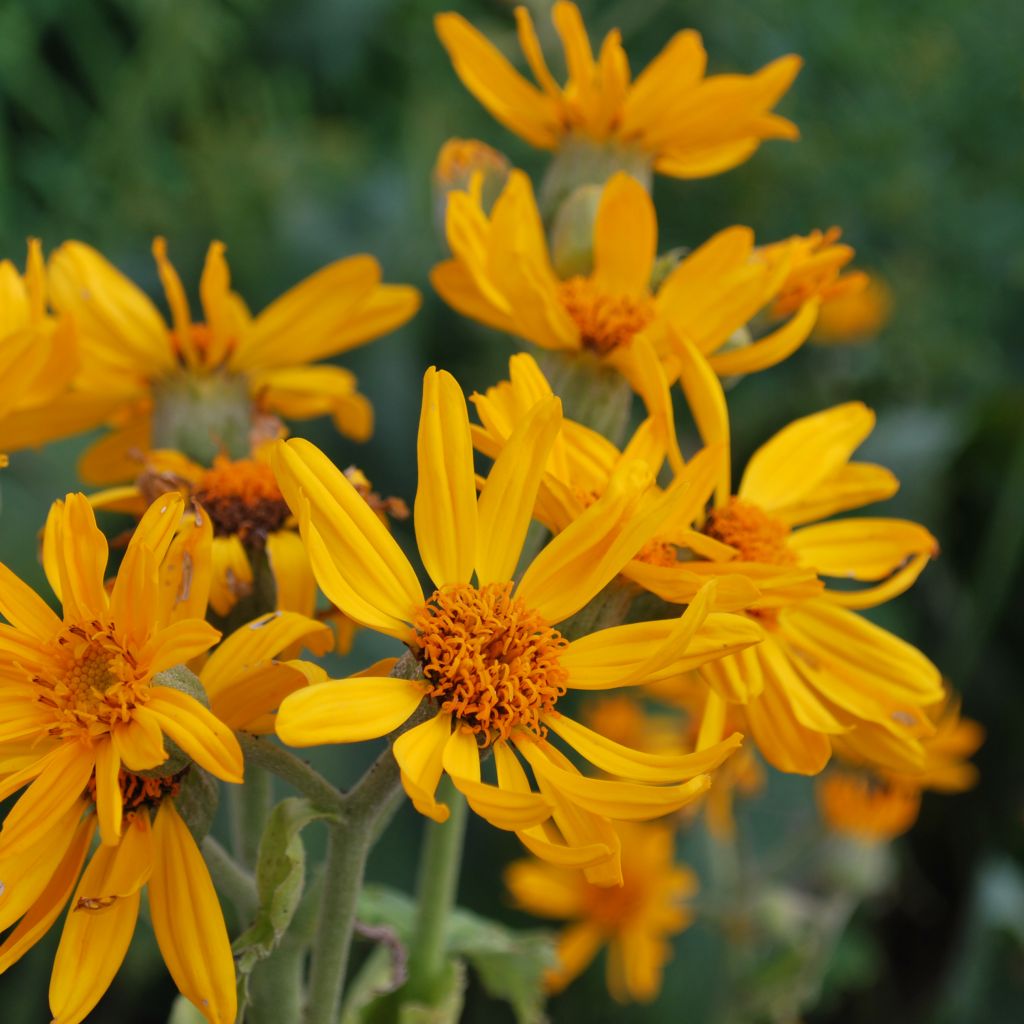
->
[773,462,900,527]
[0,813,94,972]
[233,254,381,371]
[415,367,478,588]
[266,530,318,617]
[149,802,238,1024]
[739,402,875,512]
[789,518,938,581]
[53,494,110,623]
[592,172,656,296]
[434,12,561,149]
[0,562,61,640]
[0,741,94,858]
[744,677,832,775]
[94,738,123,846]
[276,677,425,747]
[208,662,313,733]
[504,859,584,920]
[517,460,678,624]
[548,921,605,994]
[48,841,142,1024]
[112,717,168,773]
[707,298,819,376]
[545,713,742,782]
[48,240,174,377]
[442,729,552,830]
[200,610,332,698]
[140,618,222,675]
[518,740,710,821]
[475,395,562,584]
[273,437,422,634]
[393,712,453,823]
[143,689,244,783]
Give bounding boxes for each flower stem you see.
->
[303,739,410,1024]
[232,763,273,867]
[404,778,468,1004]
[238,734,344,813]
[202,834,258,923]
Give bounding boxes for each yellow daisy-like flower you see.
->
[0,767,236,1024]
[90,446,316,620]
[472,350,783,612]
[432,170,849,388]
[0,492,243,857]
[475,351,943,775]
[43,238,420,483]
[816,772,921,843]
[505,821,697,1002]
[679,400,943,776]
[813,271,892,344]
[436,2,801,179]
[0,241,116,453]
[272,368,761,882]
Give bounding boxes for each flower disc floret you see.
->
[557,276,655,355]
[703,497,795,565]
[44,622,148,736]
[412,582,569,745]
[194,455,290,545]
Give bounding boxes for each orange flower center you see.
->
[38,623,148,735]
[558,276,654,355]
[194,456,290,545]
[170,322,234,365]
[86,767,183,821]
[703,497,795,565]
[411,582,569,745]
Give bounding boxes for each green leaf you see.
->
[232,797,339,1006]
[355,885,555,1024]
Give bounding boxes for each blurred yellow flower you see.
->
[678,400,944,776]
[0,768,236,1024]
[436,2,800,179]
[272,368,758,883]
[0,241,115,454]
[813,272,892,343]
[41,238,420,483]
[817,772,920,843]
[433,170,847,387]
[506,821,697,1001]
[0,492,241,858]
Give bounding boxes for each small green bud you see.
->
[550,184,602,279]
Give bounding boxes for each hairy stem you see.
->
[202,834,257,924]
[239,733,344,813]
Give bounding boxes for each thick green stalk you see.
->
[303,736,412,1024]
[238,734,344,813]
[230,763,273,868]
[201,835,258,923]
[404,779,468,1004]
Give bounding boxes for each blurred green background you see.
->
[1,0,1022,1020]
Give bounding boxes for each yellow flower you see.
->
[816,772,920,843]
[813,271,892,344]
[505,822,697,1001]
[0,767,236,1024]
[0,241,115,454]
[0,492,243,857]
[90,446,317,620]
[471,350,774,612]
[432,170,843,387]
[476,351,943,776]
[435,2,801,179]
[272,368,760,882]
[677,400,943,776]
[42,238,420,483]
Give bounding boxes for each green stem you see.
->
[202,835,258,923]
[239,734,344,813]
[405,779,468,1003]
[236,764,273,867]
[303,741,410,1024]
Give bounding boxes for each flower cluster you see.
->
[0,4,974,1021]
